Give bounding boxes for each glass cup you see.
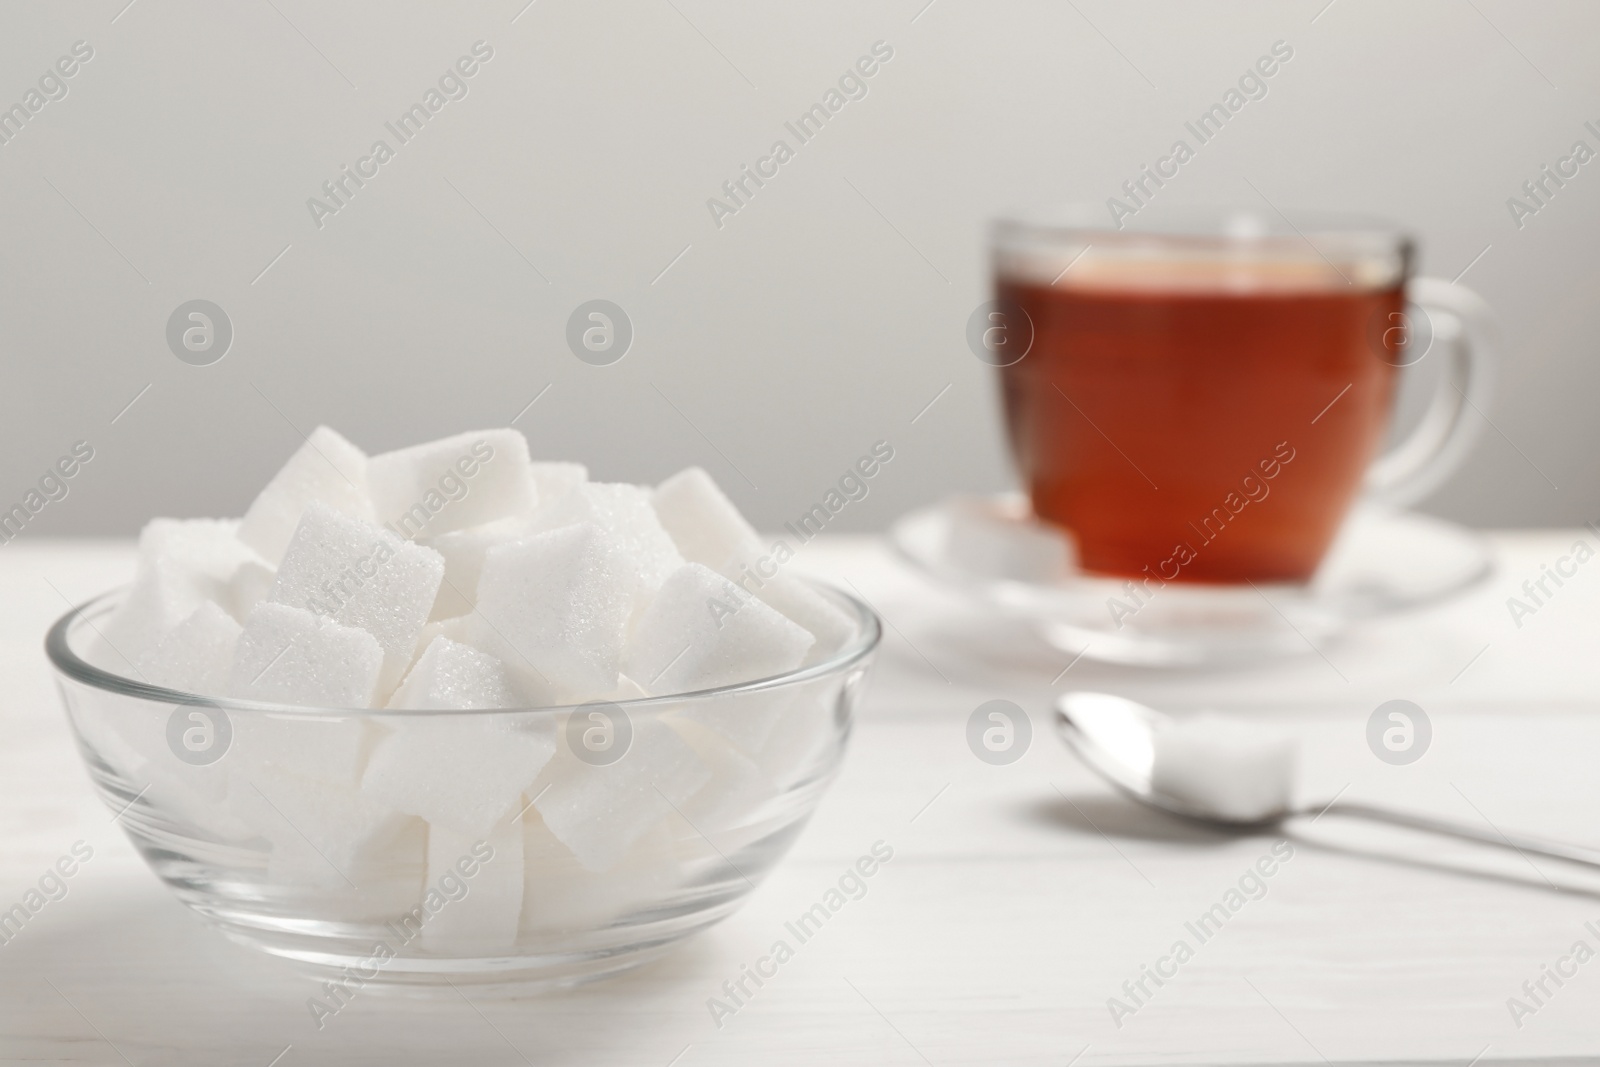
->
[987,207,1496,584]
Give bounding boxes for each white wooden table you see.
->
[3,532,1599,1066]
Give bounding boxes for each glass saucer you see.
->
[888,494,1495,668]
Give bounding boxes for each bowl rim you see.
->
[46,577,882,718]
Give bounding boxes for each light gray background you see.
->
[1,0,1595,537]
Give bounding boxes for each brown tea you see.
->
[997,260,1403,583]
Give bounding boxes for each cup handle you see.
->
[1363,276,1499,508]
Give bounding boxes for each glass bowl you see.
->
[47,580,880,989]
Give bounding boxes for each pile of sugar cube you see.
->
[101,425,852,707]
[83,427,859,948]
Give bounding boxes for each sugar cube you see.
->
[419,821,523,952]
[410,614,473,661]
[598,674,649,702]
[104,429,832,739]
[139,518,262,584]
[238,427,374,565]
[652,467,761,573]
[228,602,384,708]
[102,518,262,667]
[472,523,634,702]
[532,482,683,613]
[529,462,587,512]
[622,564,813,695]
[670,719,778,842]
[74,698,244,833]
[354,817,429,919]
[231,712,379,787]
[267,504,444,693]
[532,717,709,871]
[136,600,240,695]
[945,496,1072,582]
[1150,712,1297,822]
[389,637,523,710]
[423,514,538,620]
[752,690,839,790]
[230,764,422,897]
[665,686,789,757]
[223,559,276,623]
[101,555,216,668]
[520,813,675,936]
[368,429,535,539]
[362,714,556,835]
[746,573,857,664]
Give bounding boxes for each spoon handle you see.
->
[1312,801,1600,871]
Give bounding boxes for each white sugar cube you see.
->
[623,564,813,695]
[101,427,844,789]
[228,602,384,708]
[532,482,683,612]
[101,518,262,667]
[753,690,839,790]
[389,637,523,710]
[223,559,276,623]
[354,817,429,918]
[520,814,675,935]
[945,497,1072,582]
[671,719,778,839]
[424,514,538,620]
[529,462,587,512]
[652,467,761,574]
[101,556,216,669]
[666,687,789,757]
[472,523,634,702]
[76,700,246,834]
[231,712,378,786]
[362,715,556,835]
[747,573,856,664]
[238,426,374,565]
[532,717,710,872]
[267,504,444,694]
[419,821,524,952]
[230,764,422,896]
[368,429,536,539]
[149,761,254,839]
[598,674,649,702]
[136,600,240,695]
[1150,712,1297,822]
[139,518,262,583]
[410,614,474,661]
